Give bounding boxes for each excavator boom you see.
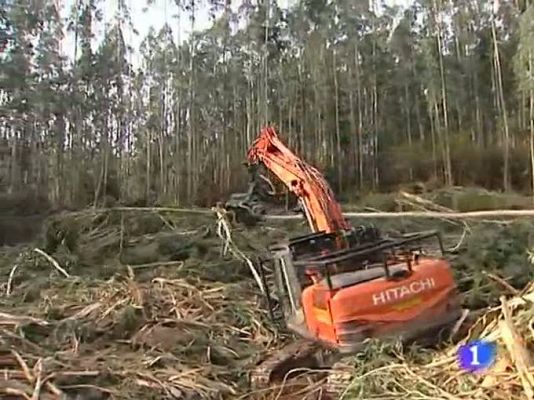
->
[244,126,350,234]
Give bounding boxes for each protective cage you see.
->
[257,229,447,330]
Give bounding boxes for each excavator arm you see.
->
[241,126,350,234]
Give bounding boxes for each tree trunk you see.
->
[333,48,342,193]
[491,4,511,191]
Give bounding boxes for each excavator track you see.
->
[250,340,325,389]
[324,358,354,397]
[249,340,358,399]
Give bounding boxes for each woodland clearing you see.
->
[3,1,534,398]
[0,189,533,399]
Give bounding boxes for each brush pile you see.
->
[0,207,533,399]
[327,282,534,400]
[0,209,303,399]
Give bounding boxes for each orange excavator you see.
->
[226,126,462,386]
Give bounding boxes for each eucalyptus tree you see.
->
[514,2,534,195]
[1,0,533,207]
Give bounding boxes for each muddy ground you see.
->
[0,195,533,399]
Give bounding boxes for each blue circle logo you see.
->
[457,340,496,372]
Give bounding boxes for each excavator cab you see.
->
[259,229,462,353]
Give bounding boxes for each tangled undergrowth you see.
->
[0,208,532,399]
[330,285,534,400]
[0,210,297,399]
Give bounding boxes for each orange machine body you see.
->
[300,258,460,351]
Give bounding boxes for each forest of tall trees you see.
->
[1,0,534,208]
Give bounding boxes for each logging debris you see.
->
[0,209,532,399]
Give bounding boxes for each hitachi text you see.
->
[372,278,436,306]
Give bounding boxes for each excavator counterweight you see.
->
[226,126,462,389]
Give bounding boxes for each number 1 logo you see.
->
[457,340,496,372]
[470,344,480,366]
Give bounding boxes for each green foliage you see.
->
[375,134,532,194]
[454,221,534,308]
[358,192,399,212]
[432,187,533,212]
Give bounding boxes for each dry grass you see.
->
[0,208,532,399]
[0,274,284,399]
[0,210,295,399]
[331,285,534,400]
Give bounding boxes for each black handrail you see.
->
[300,238,394,262]
[293,230,441,267]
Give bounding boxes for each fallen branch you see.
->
[0,312,49,327]
[33,248,70,278]
[499,296,534,399]
[211,206,265,295]
[129,261,185,270]
[484,272,521,296]
[66,206,213,216]
[60,205,534,220]
[265,209,534,220]
[6,264,19,296]
[399,191,455,213]
[109,206,212,214]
